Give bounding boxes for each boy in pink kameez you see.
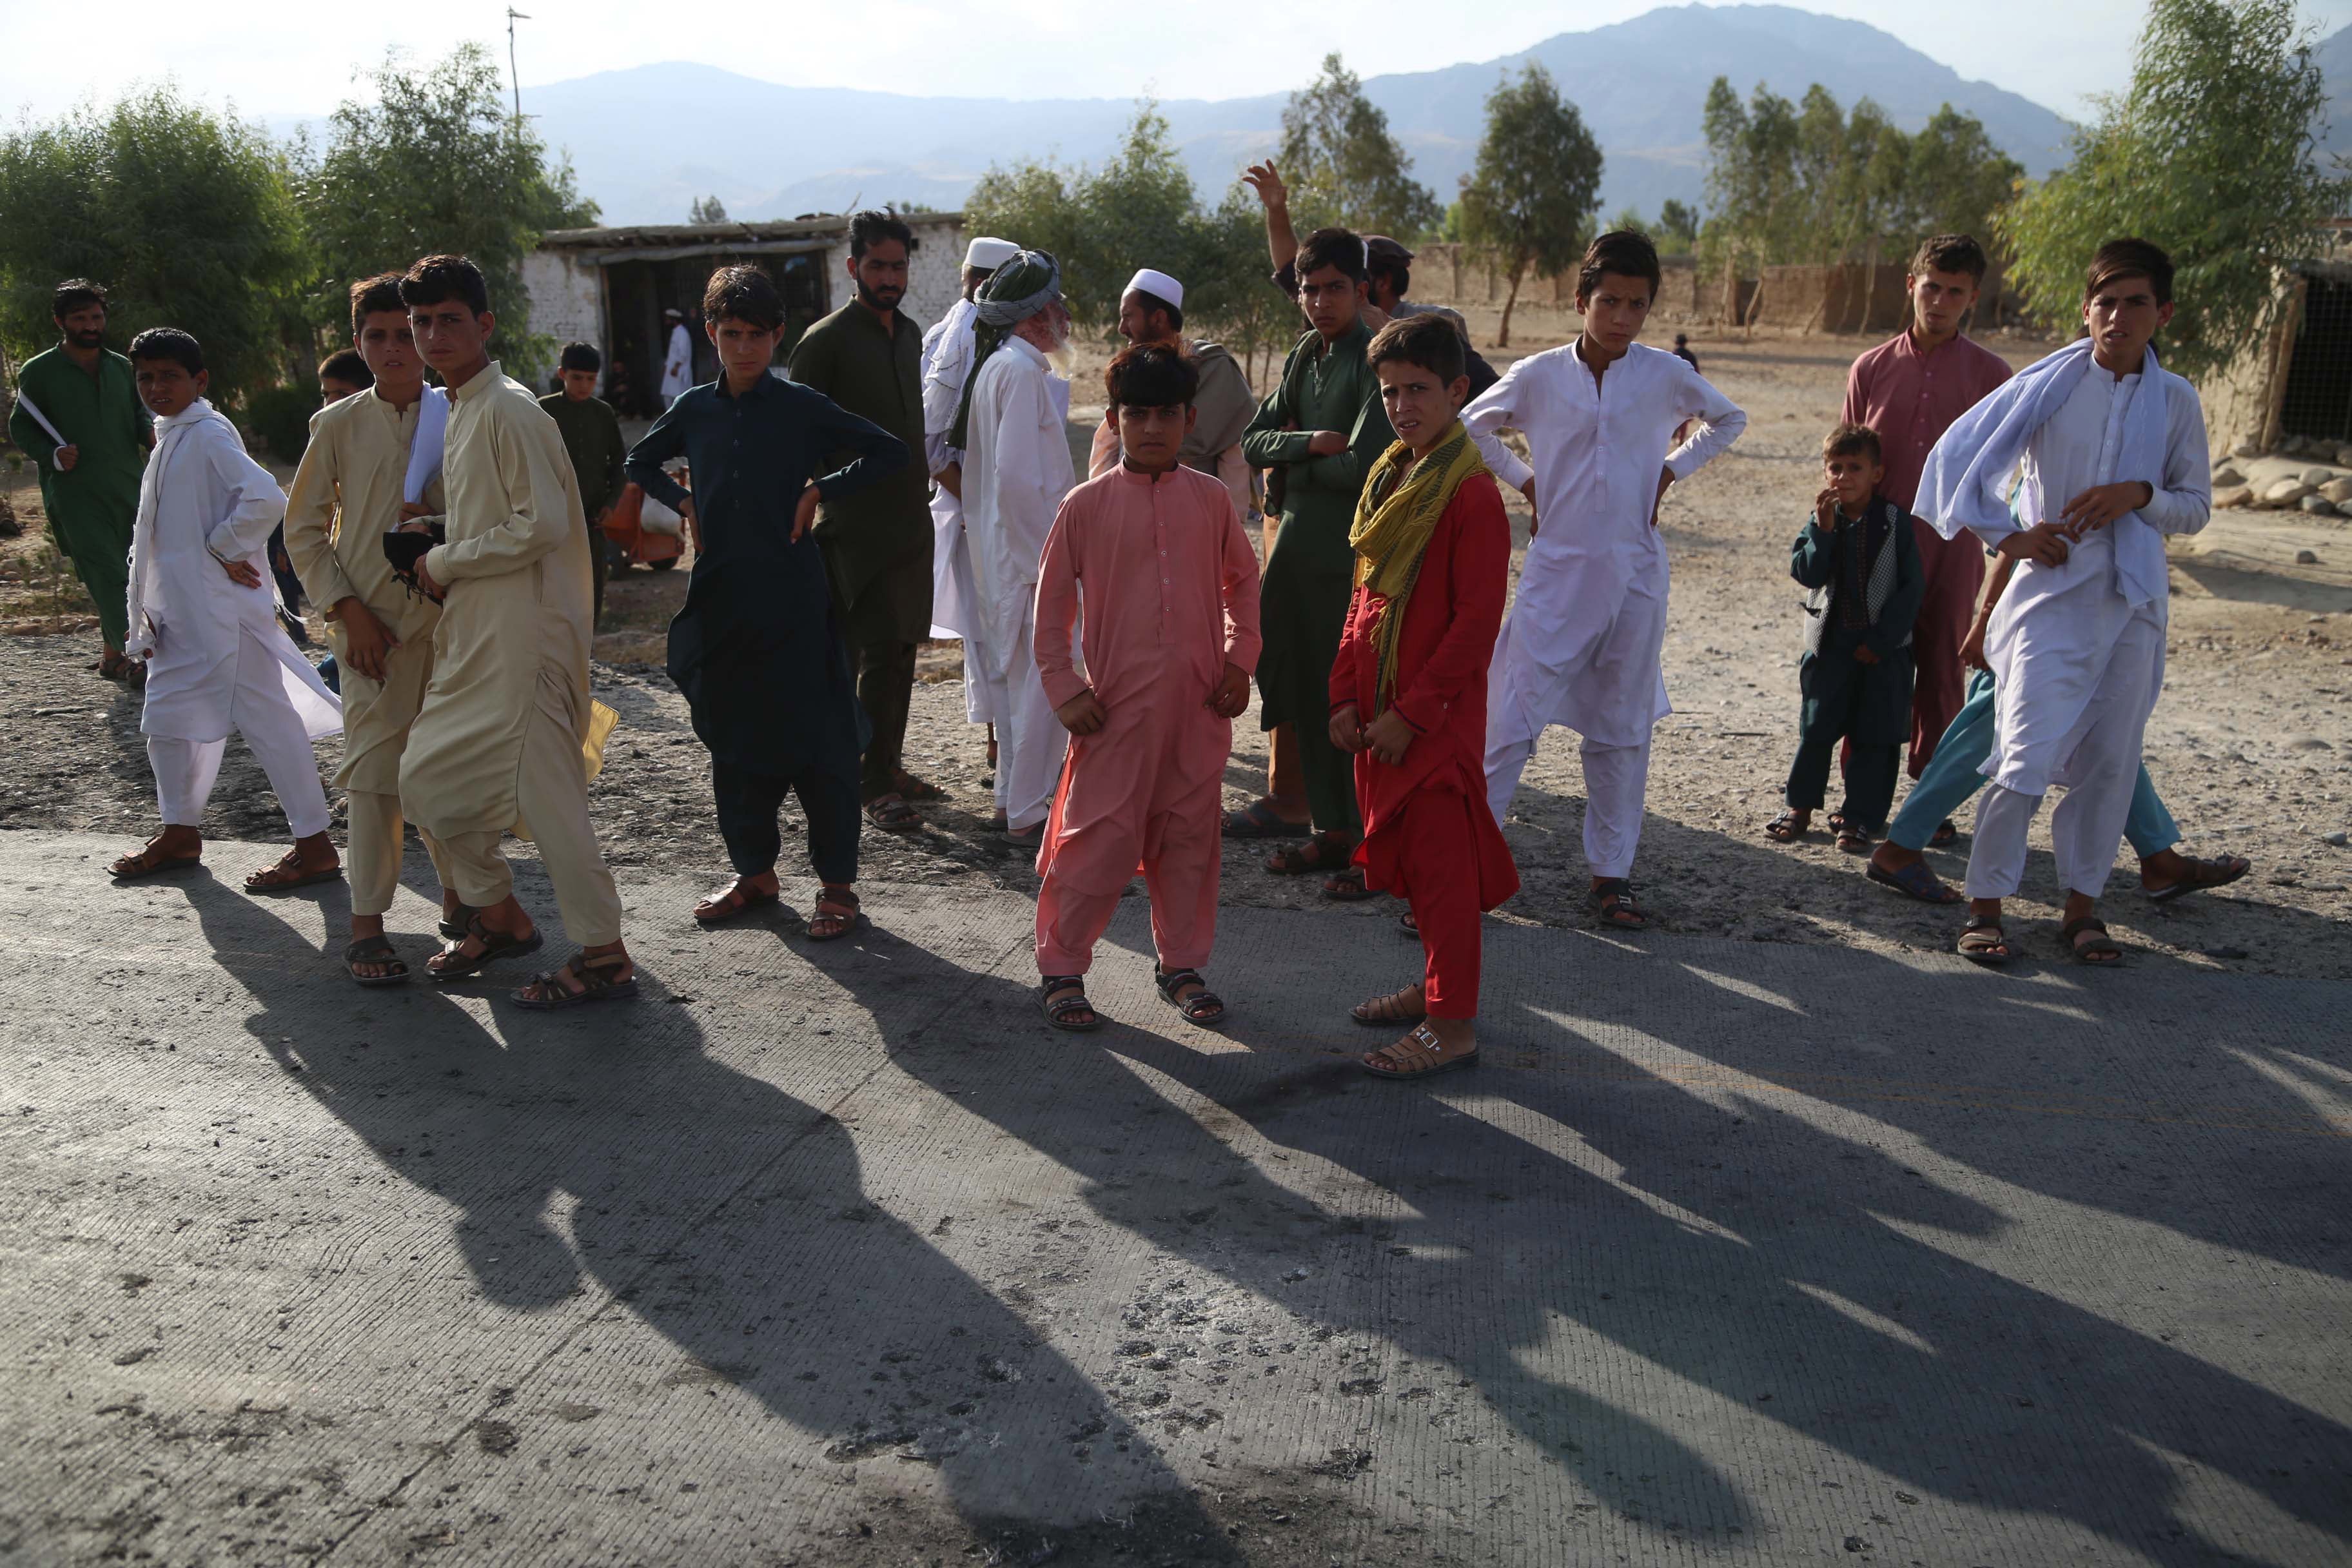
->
[1032,344,1262,1031]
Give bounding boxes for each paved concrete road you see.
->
[5,830,2347,1567]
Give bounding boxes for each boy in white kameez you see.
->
[107,328,344,890]
[1916,239,2210,966]
[1463,231,1746,929]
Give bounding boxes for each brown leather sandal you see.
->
[808,885,861,941]
[1361,1021,1478,1080]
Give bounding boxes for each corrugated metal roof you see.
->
[539,213,964,250]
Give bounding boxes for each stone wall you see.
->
[522,249,603,365]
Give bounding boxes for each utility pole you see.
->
[506,7,531,121]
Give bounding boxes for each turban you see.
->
[1124,268,1183,309]
[951,249,1062,451]
[965,235,1020,270]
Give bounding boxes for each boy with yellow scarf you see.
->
[1330,316,1518,1079]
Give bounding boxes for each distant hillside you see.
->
[511,4,2079,226]
[2321,23,2352,170]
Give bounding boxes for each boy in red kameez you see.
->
[1331,315,1517,1079]
[1032,343,1262,1032]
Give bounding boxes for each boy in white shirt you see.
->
[1464,231,1746,929]
[107,328,343,888]
[1916,239,2210,966]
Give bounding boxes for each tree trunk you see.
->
[1498,259,1525,349]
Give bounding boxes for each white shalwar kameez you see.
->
[1928,354,2208,900]
[919,297,993,721]
[659,323,692,408]
[124,400,340,834]
[1464,339,1745,877]
[961,335,1075,831]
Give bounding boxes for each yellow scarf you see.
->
[1348,421,1487,712]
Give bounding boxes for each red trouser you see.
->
[1389,787,1484,1019]
[1907,519,1985,776]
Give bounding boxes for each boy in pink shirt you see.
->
[1032,344,1262,1031]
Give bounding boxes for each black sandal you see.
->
[438,903,477,940]
[2059,916,2124,966]
[1836,826,1873,854]
[1265,831,1351,876]
[428,914,545,981]
[1322,866,1378,902]
[1041,975,1102,1032]
[343,935,410,987]
[808,885,860,941]
[513,952,640,1010]
[1763,812,1809,843]
[863,794,922,834]
[1590,879,1649,930]
[1957,919,2015,966]
[1154,966,1227,1027]
[1930,818,1959,847]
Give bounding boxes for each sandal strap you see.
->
[818,885,861,911]
[1155,966,1204,995]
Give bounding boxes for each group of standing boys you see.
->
[1766,233,2246,964]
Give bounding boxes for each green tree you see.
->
[1072,101,1202,332]
[1901,108,2021,250]
[1657,199,1701,251]
[0,86,312,406]
[299,44,598,380]
[1275,54,1444,240]
[1997,0,2342,378]
[1458,64,1603,347]
[689,193,729,224]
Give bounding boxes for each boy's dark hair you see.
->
[1909,233,1988,284]
[1104,342,1199,409]
[1578,230,1661,302]
[1296,227,1368,284]
[52,278,106,318]
[702,264,784,332]
[128,328,204,376]
[1130,286,1184,333]
[349,272,407,335]
[320,348,374,389]
[2084,237,2173,306]
[1369,258,1411,299]
[848,209,915,259]
[1366,313,1465,386]
[399,254,491,316]
[1821,422,1883,465]
[558,340,603,373]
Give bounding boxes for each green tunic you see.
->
[537,391,626,520]
[1789,497,1925,747]
[1240,320,1393,835]
[8,345,149,647]
[785,302,932,640]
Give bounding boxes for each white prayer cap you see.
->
[1123,268,1184,309]
[965,236,1020,270]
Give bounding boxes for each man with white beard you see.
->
[948,249,1077,845]
[921,235,1020,779]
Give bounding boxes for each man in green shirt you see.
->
[1241,228,1395,899]
[538,341,627,627]
[8,279,151,681]
[786,210,937,830]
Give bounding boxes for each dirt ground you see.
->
[5,304,2347,981]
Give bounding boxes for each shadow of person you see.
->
[1520,800,2352,1288]
[819,916,1758,1541]
[838,900,2351,1562]
[171,874,1242,1559]
[1459,935,2352,1563]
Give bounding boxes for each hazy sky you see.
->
[4,0,2347,126]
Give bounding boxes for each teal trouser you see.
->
[1886,668,2180,858]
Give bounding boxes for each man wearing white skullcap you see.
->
[919,235,1021,757]
[1085,270,1258,525]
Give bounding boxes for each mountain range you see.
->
[513,4,2085,226]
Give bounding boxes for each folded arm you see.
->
[1461,366,1534,493]
[810,394,910,503]
[1663,367,1747,480]
[201,429,288,563]
[1790,520,1837,589]
[623,400,692,513]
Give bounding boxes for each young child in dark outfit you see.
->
[1768,423,1924,852]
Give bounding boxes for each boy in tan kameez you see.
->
[395,255,636,1008]
[284,275,460,986]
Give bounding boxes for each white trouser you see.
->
[1965,615,2161,901]
[1485,729,1652,881]
[150,715,331,838]
[970,598,1066,832]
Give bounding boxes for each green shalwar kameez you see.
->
[8,346,148,648]
[1240,320,1393,836]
